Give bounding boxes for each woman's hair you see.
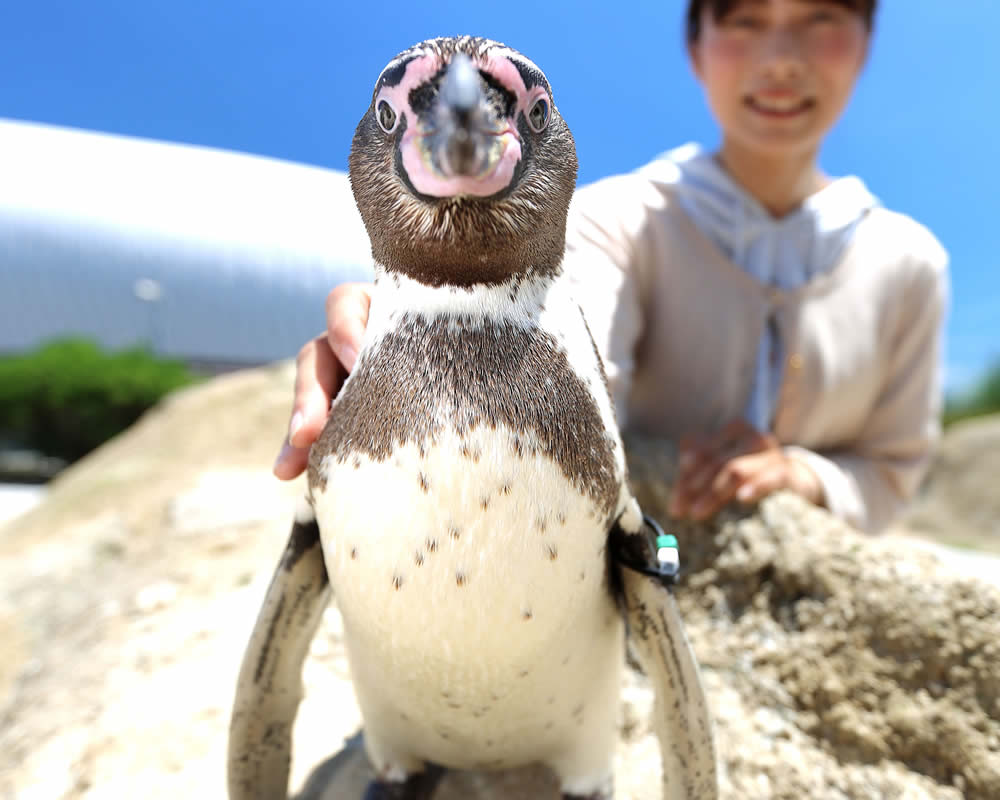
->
[685,1,878,43]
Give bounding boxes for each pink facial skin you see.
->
[374,50,550,199]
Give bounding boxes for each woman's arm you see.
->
[786,253,950,532]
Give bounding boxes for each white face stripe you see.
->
[487,47,548,86]
[365,266,552,334]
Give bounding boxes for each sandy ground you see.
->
[1,367,997,800]
[0,485,44,527]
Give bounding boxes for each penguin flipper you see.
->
[228,513,332,800]
[610,516,720,800]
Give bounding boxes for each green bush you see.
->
[0,338,198,463]
[943,361,1000,427]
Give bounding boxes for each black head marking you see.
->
[508,56,547,91]
[376,54,417,91]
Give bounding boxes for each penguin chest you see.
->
[311,423,623,765]
[306,310,627,765]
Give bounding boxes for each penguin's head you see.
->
[349,36,578,287]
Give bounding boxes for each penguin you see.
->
[228,36,718,800]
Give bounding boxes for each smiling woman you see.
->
[688,0,874,191]
[276,0,949,537]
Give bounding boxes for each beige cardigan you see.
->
[565,172,949,533]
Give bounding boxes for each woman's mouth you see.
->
[745,94,815,118]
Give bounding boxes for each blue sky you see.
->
[2,0,997,392]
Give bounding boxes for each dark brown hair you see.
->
[686,0,877,43]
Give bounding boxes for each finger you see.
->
[326,282,372,372]
[273,441,311,481]
[692,451,777,520]
[671,438,710,517]
[735,462,788,505]
[679,450,727,496]
[677,434,708,472]
[291,336,345,447]
[689,455,758,520]
[671,458,726,519]
[708,452,765,496]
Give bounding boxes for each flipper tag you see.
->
[611,514,680,587]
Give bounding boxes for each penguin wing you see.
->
[228,513,332,800]
[610,515,721,800]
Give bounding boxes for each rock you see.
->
[0,364,998,799]
[901,414,1000,549]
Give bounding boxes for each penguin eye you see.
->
[376,99,398,133]
[527,97,550,133]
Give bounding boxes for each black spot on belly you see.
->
[546,544,558,561]
[418,472,430,493]
[522,609,533,621]
[427,537,439,552]
[309,316,618,516]
[455,571,467,587]
[392,573,404,590]
[350,547,358,560]
[415,551,424,566]
[448,525,461,541]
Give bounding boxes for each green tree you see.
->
[944,361,1000,426]
[0,338,197,464]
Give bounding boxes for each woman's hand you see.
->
[272,282,373,479]
[669,419,824,521]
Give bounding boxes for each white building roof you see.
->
[0,119,373,367]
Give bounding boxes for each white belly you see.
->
[312,423,623,770]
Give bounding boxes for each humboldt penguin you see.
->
[228,36,718,800]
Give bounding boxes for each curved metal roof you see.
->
[0,119,373,367]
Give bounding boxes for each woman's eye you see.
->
[727,14,763,29]
[809,8,836,22]
[376,100,398,133]
[527,97,550,132]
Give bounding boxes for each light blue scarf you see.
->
[641,143,878,430]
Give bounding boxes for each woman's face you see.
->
[690,0,869,160]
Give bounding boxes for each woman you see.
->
[274,0,948,533]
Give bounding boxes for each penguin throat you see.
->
[371,225,566,289]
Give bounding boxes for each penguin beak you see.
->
[431,53,507,179]
[396,52,522,198]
